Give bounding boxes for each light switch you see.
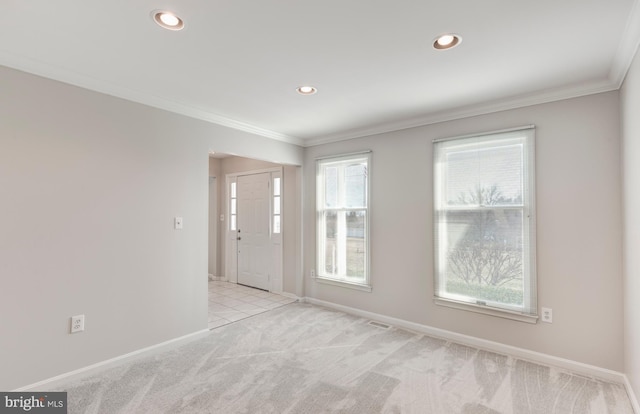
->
[174,217,183,230]
[220,214,224,221]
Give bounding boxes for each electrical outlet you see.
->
[174,217,183,230]
[71,315,85,333]
[541,307,553,323]
[310,269,315,278]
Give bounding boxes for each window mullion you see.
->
[337,164,347,276]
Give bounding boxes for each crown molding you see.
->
[610,0,640,88]
[0,52,304,147]
[3,24,636,151]
[302,78,618,147]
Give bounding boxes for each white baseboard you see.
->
[279,291,301,301]
[208,274,225,281]
[14,328,210,392]
[303,297,626,385]
[625,375,640,414]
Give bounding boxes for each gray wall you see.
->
[622,46,640,400]
[0,65,302,390]
[303,91,623,371]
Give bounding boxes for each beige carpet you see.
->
[51,303,633,413]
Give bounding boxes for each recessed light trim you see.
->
[296,85,317,95]
[433,34,461,50]
[152,10,184,31]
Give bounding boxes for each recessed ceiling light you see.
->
[152,10,184,31]
[296,85,317,95]
[433,34,461,50]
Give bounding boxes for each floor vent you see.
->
[368,321,391,329]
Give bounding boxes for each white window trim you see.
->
[433,126,537,322]
[316,276,373,292]
[434,298,538,323]
[315,151,372,290]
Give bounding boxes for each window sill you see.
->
[434,297,538,324]
[315,276,372,292]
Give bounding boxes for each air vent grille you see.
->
[368,321,391,329]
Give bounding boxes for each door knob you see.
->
[237,236,242,241]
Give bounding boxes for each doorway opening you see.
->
[208,154,295,329]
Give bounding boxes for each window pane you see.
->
[230,215,236,231]
[274,196,280,215]
[231,198,236,215]
[231,182,236,198]
[317,153,370,287]
[345,163,367,207]
[445,144,523,207]
[442,209,524,306]
[325,167,338,208]
[323,211,338,275]
[346,210,366,279]
[274,177,281,196]
[273,215,281,234]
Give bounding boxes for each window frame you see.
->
[433,126,537,323]
[316,151,372,291]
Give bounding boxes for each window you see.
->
[229,181,237,231]
[273,176,281,234]
[316,152,371,290]
[433,127,537,322]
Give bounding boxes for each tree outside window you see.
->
[434,128,536,318]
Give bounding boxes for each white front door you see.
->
[237,173,270,290]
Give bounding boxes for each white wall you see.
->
[0,65,302,390]
[622,46,640,400]
[304,91,623,371]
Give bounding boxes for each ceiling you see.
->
[1,0,638,146]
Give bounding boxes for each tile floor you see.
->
[208,280,297,329]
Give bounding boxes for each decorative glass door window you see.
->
[273,177,281,234]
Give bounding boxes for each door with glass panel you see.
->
[236,173,270,290]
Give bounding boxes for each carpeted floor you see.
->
[52,303,634,413]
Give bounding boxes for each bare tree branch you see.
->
[447,186,523,287]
